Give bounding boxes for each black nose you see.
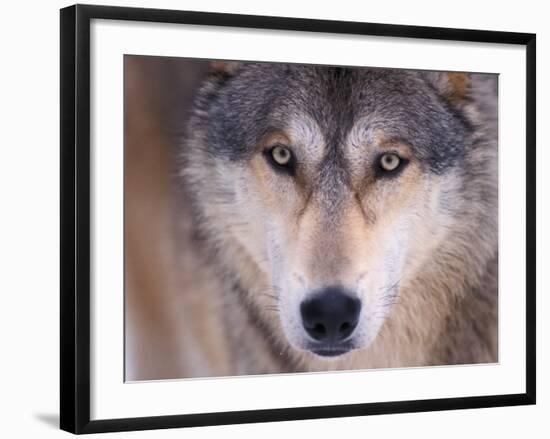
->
[300,287,361,343]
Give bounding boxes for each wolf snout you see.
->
[300,287,361,350]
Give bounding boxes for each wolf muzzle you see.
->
[300,286,361,357]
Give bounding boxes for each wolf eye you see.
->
[379,153,401,171]
[377,152,409,177]
[264,145,296,176]
[271,145,292,166]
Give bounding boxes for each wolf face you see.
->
[182,63,492,363]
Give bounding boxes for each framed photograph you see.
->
[60,4,536,434]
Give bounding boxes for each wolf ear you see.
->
[209,61,242,76]
[424,71,471,104]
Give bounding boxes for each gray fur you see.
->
[188,64,471,172]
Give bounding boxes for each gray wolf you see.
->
[176,62,499,375]
[169,62,497,376]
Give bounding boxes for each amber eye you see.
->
[379,153,402,172]
[264,144,296,176]
[271,145,292,166]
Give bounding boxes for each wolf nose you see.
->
[300,287,361,343]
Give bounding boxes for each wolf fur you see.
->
[176,63,498,376]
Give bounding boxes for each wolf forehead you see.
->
[192,63,472,173]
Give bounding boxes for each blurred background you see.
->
[124,56,232,381]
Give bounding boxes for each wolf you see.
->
[178,62,498,376]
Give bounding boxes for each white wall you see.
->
[0,0,546,437]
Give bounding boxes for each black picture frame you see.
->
[60,4,536,434]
